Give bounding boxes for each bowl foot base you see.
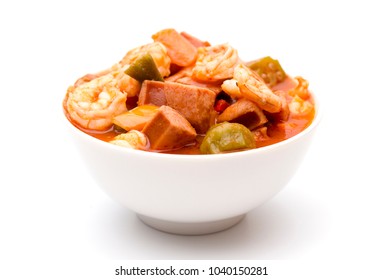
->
[137,214,245,235]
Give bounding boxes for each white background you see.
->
[1,0,382,279]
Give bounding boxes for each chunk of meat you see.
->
[138,81,217,133]
[162,82,217,134]
[142,105,196,150]
[217,98,268,130]
[138,80,166,105]
[152,28,198,67]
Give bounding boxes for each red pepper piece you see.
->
[214,99,230,113]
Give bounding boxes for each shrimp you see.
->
[287,76,314,116]
[223,64,282,113]
[119,42,171,78]
[191,43,239,82]
[221,79,242,99]
[289,95,314,116]
[109,130,148,150]
[113,65,141,97]
[288,76,310,100]
[65,72,136,131]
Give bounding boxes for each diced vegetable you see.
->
[214,99,230,113]
[113,105,159,131]
[125,53,164,83]
[247,56,286,87]
[200,122,256,154]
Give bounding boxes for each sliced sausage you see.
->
[217,98,268,130]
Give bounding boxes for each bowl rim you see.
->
[63,92,322,161]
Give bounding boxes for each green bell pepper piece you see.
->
[125,53,164,83]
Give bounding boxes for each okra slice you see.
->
[247,56,286,87]
[200,122,256,154]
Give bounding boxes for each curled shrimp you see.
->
[65,72,136,131]
[119,42,171,78]
[222,64,282,113]
[191,43,239,82]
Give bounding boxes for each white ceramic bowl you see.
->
[64,97,321,235]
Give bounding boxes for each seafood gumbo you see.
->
[63,29,315,154]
